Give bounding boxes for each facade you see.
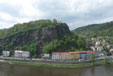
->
[97,46,103,52]
[97,52,105,57]
[110,49,113,55]
[69,52,80,60]
[43,54,50,58]
[52,52,70,60]
[52,52,61,60]
[96,41,101,46]
[2,51,10,57]
[91,46,96,51]
[60,52,71,60]
[91,46,103,52]
[14,50,30,58]
[52,51,99,60]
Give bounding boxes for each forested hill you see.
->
[0,19,68,39]
[0,19,86,57]
[73,21,113,37]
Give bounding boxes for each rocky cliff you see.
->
[0,20,71,56]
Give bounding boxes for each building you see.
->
[97,52,105,57]
[2,51,10,57]
[52,52,71,60]
[52,51,99,60]
[43,54,50,59]
[60,52,70,60]
[97,46,103,52]
[69,51,80,60]
[14,50,30,58]
[110,49,113,55]
[96,41,101,46]
[91,46,96,51]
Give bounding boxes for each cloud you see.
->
[0,0,113,30]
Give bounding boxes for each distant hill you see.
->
[73,21,113,37]
[0,19,86,57]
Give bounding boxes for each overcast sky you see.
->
[0,0,113,30]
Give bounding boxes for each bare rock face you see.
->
[0,22,70,56]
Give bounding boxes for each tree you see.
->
[53,18,58,24]
[104,57,109,64]
[91,54,95,65]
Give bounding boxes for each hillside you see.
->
[0,19,86,57]
[73,21,113,37]
[0,19,66,39]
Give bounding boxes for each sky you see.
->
[0,0,113,30]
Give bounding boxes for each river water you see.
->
[0,63,113,76]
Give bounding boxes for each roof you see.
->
[52,52,70,55]
[15,50,29,53]
[52,51,99,54]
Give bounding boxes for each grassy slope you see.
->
[8,60,113,68]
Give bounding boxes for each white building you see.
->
[2,51,10,57]
[52,52,60,60]
[91,46,96,51]
[14,50,30,58]
[43,54,50,58]
[110,49,113,55]
[97,46,103,52]
[96,41,101,46]
[110,49,113,52]
[52,52,71,60]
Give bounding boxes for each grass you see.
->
[7,60,102,68]
[7,60,113,68]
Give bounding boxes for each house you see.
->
[52,51,99,60]
[43,54,50,59]
[60,52,70,60]
[14,50,30,58]
[52,52,71,60]
[69,51,80,60]
[110,49,113,55]
[91,46,96,51]
[77,51,94,60]
[2,51,10,57]
[97,52,105,57]
[96,41,101,46]
[97,46,103,52]
[52,52,61,60]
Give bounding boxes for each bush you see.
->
[104,57,109,64]
[91,54,95,65]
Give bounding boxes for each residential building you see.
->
[2,51,10,57]
[43,54,50,59]
[14,50,30,58]
[52,51,99,60]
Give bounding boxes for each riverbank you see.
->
[9,60,92,68]
[1,56,113,68]
[7,60,113,68]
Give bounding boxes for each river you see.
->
[0,63,113,76]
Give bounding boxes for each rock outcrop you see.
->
[0,20,70,56]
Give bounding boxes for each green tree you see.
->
[91,54,95,65]
[104,57,109,64]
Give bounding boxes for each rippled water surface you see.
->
[0,63,113,76]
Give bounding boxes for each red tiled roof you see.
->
[15,51,29,53]
[52,51,99,54]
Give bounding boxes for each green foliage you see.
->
[104,57,109,64]
[44,33,86,54]
[0,19,66,39]
[73,21,113,37]
[0,19,87,56]
[16,43,38,56]
[91,54,95,65]
[44,40,58,54]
